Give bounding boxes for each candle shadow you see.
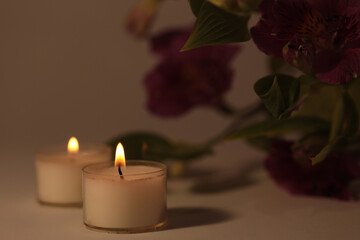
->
[190,161,262,194]
[165,207,233,230]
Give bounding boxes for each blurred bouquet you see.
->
[109,0,360,200]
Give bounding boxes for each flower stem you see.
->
[207,101,265,145]
[215,99,237,116]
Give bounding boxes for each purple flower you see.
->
[265,140,360,200]
[144,29,239,117]
[251,0,360,84]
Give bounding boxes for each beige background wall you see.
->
[0,0,267,157]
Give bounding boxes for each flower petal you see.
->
[313,49,360,84]
[143,59,191,117]
[258,0,276,17]
[251,19,289,58]
[265,140,360,200]
[144,27,239,117]
[308,0,360,16]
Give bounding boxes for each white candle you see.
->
[35,137,111,206]
[82,145,167,233]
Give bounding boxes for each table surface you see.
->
[1,142,360,240]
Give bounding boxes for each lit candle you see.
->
[35,137,111,207]
[82,143,167,233]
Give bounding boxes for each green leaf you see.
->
[188,0,205,16]
[311,139,338,165]
[107,132,172,161]
[237,0,261,12]
[298,74,320,94]
[297,74,325,103]
[309,93,343,165]
[343,93,359,137]
[182,1,250,51]
[267,57,286,74]
[245,136,273,151]
[330,90,360,138]
[295,77,339,120]
[254,74,300,119]
[107,131,212,161]
[226,116,330,140]
[329,95,345,141]
[310,90,359,165]
[145,142,212,160]
[348,78,360,115]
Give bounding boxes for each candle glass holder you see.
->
[36,144,111,207]
[82,160,167,233]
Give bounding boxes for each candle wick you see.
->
[118,166,124,179]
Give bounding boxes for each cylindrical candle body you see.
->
[83,161,167,233]
[36,144,111,206]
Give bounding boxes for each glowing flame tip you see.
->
[115,142,126,167]
[67,137,79,154]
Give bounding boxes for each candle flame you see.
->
[115,142,126,168]
[67,137,79,154]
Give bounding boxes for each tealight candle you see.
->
[82,143,167,233]
[35,137,111,207]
